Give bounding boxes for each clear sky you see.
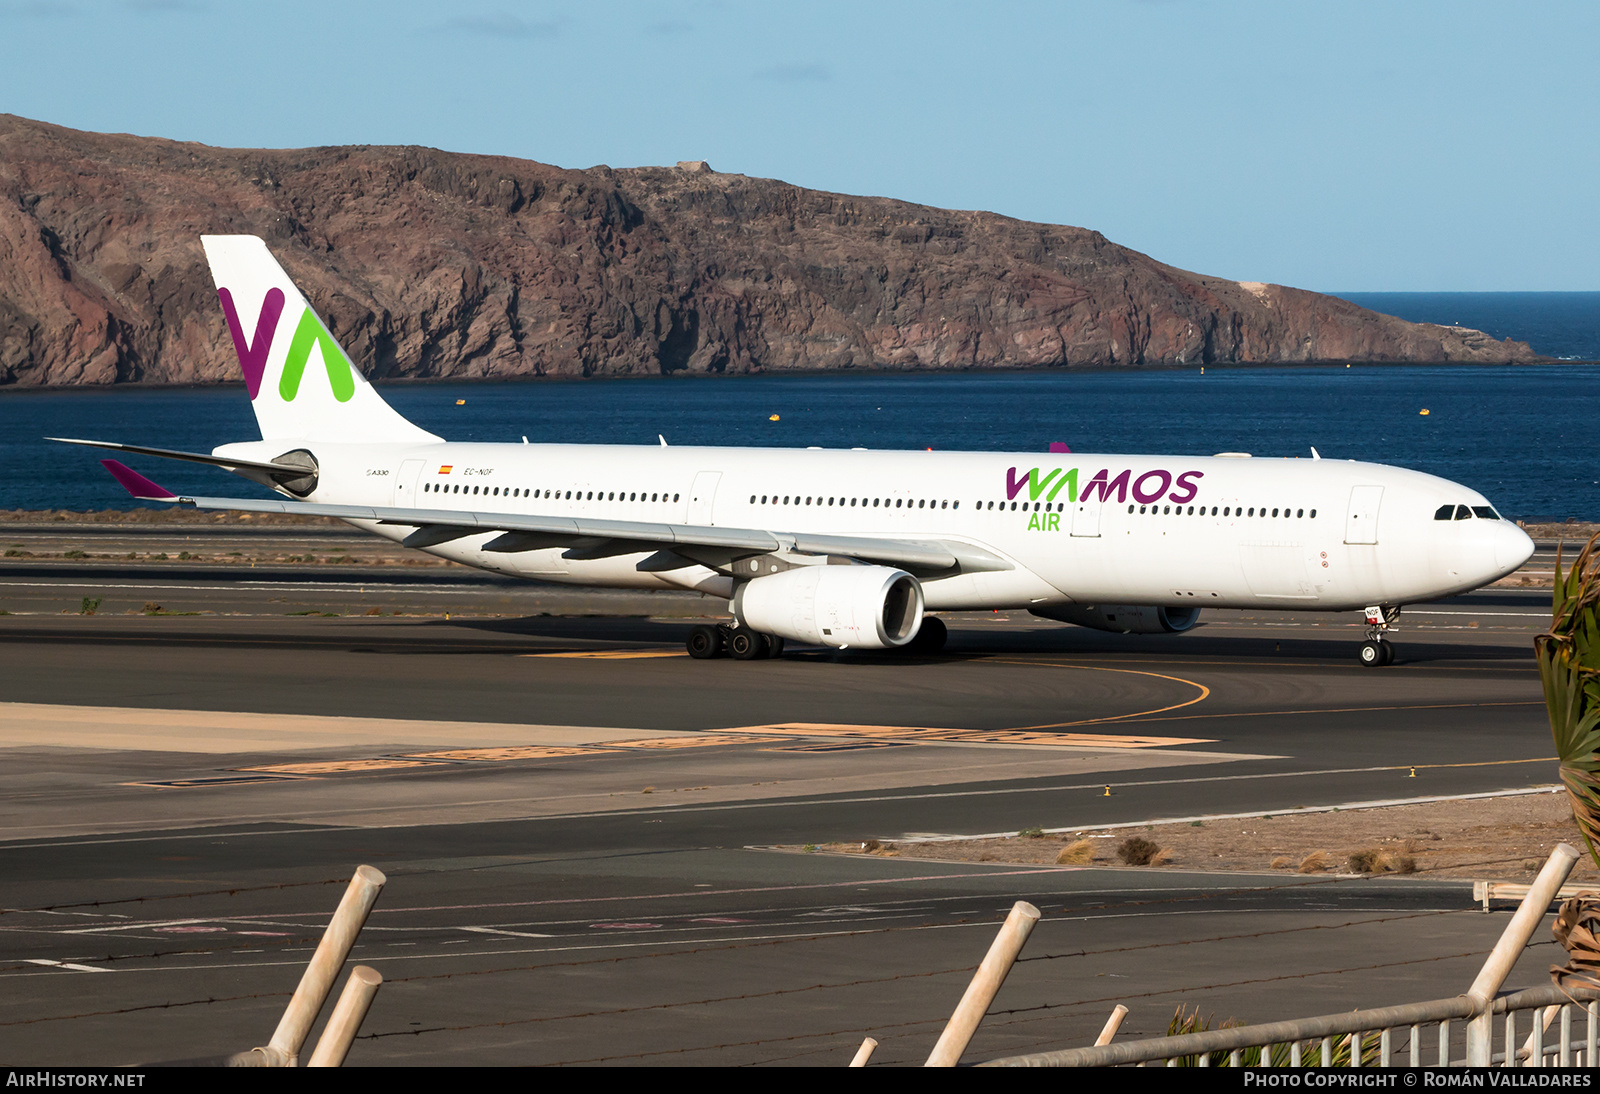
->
[2,0,1594,291]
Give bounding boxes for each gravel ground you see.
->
[807,790,1600,884]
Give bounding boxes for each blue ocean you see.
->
[1335,292,1600,362]
[1,294,1595,520]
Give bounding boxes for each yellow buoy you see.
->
[768,414,780,421]
[456,399,466,406]
[1419,408,1430,416]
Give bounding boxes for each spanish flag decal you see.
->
[438,465,453,474]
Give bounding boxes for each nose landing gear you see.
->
[1358,605,1400,667]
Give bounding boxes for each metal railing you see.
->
[979,986,1600,1067]
[978,843,1600,1068]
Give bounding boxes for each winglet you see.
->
[101,459,180,502]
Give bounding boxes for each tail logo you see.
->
[217,288,356,403]
[218,287,284,400]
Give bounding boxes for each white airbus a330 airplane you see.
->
[56,236,1534,666]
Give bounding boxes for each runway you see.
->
[0,554,1565,1066]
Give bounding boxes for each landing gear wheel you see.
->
[1379,640,1395,666]
[765,636,785,660]
[1358,639,1390,668]
[728,630,770,661]
[906,616,948,655]
[687,624,724,659]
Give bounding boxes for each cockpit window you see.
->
[1434,505,1454,520]
[1454,505,1473,520]
[1472,506,1500,520]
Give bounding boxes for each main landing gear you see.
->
[686,623,785,661]
[1358,605,1401,667]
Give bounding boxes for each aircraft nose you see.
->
[1494,522,1535,574]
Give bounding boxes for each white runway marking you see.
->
[25,959,111,973]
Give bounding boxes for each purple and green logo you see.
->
[219,288,355,403]
[1006,466,1204,506]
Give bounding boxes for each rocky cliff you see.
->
[0,114,1537,387]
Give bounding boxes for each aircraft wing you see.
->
[98,459,1010,576]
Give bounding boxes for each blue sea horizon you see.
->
[3,361,1596,522]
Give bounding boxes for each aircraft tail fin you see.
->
[200,236,439,444]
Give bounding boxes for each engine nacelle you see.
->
[1030,603,1201,635]
[732,565,924,649]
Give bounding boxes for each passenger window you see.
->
[1310,509,1317,518]
[1296,508,1303,518]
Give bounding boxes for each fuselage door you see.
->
[1070,496,1103,538]
[393,459,425,508]
[1344,485,1383,545]
[687,471,722,525]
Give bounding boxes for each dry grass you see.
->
[1299,852,1329,874]
[1117,836,1162,866]
[1057,839,1095,865]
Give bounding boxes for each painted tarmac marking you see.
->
[986,662,1212,730]
[526,650,685,660]
[760,741,914,753]
[736,722,1212,749]
[25,959,110,973]
[124,774,311,789]
[0,917,1055,980]
[460,926,555,939]
[1102,698,1544,727]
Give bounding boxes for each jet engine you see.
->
[732,565,924,649]
[1030,603,1201,634]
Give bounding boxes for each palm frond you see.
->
[1538,533,1600,872]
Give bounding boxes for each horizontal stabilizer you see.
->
[50,437,291,475]
[101,460,179,502]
